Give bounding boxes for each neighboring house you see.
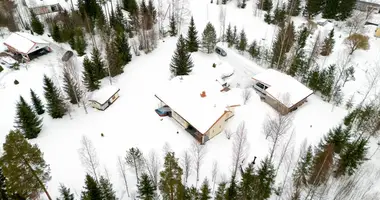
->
[355,0,380,13]
[3,32,51,62]
[155,75,240,144]
[375,24,380,37]
[89,86,120,111]
[22,0,76,14]
[252,69,313,115]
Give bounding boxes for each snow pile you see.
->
[89,85,120,105]
[155,75,239,134]
[253,69,314,108]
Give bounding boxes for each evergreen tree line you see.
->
[306,0,356,20]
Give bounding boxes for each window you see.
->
[256,82,266,90]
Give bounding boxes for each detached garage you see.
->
[3,32,51,62]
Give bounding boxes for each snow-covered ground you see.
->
[1,0,380,199]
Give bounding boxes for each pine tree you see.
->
[214,182,226,200]
[336,0,356,20]
[57,184,74,200]
[239,162,255,200]
[225,24,233,47]
[30,11,44,35]
[224,176,237,200]
[114,31,132,66]
[186,16,199,52]
[236,29,247,52]
[99,176,117,200]
[30,89,45,115]
[52,24,62,42]
[320,29,335,56]
[248,41,260,59]
[170,35,194,76]
[14,96,43,139]
[137,173,156,200]
[335,138,368,177]
[199,178,211,200]
[202,22,217,53]
[322,0,339,19]
[126,147,145,182]
[0,130,51,199]
[62,67,82,104]
[287,0,301,16]
[82,56,100,91]
[253,157,275,200]
[169,15,177,36]
[0,168,9,200]
[159,152,184,200]
[81,174,102,200]
[43,75,67,118]
[305,0,324,18]
[292,146,313,191]
[271,22,295,69]
[91,48,106,80]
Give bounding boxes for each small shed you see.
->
[252,69,314,115]
[3,32,51,61]
[89,86,120,111]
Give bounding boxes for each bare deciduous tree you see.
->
[224,128,233,139]
[145,150,161,189]
[180,150,193,185]
[78,135,99,183]
[344,33,370,55]
[191,140,207,188]
[162,142,172,156]
[117,156,130,197]
[263,113,293,162]
[241,88,252,105]
[211,160,219,193]
[232,122,249,177]
[172,0,191,34]
[219,5,226,42]
[346,12,366,35]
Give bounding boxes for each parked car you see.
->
[0,56,17,69]
[155,105,172,117]
[215,47,227,56]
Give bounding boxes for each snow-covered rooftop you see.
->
[253,69,313,108]
[89,85,120,105]
[155,75,238,134]
[3,32,49,54]
[24,0,77,10]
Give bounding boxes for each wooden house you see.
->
[89,86,120,111]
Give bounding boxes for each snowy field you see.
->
[1,0,380,199]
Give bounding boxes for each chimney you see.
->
[200,91,206,98]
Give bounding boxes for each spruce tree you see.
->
[322,0,339,19]
[309,143,334,186]
[112,5,126,34]
[292,146,313,190]
[52,24,62,42]
[30,89,45,115]
[202,22,217,53]
[224,176,237,200]
[62,67,81,104]
[336,0,356,20]
[81,174,102,200]
[148,0,157,25]
[239,162,255,200]
[74,28,87,56]
[199,178,211,200]
[335,138,368,177]
[106,39,123,77]
[273,4,286,25]
[236,29,247,53]
[170,35,194,76]
[0,168,9,200]
[137,173,156,200]
[91,47,106,80]
[288,49,306,76]
[0,130,51,199]
[82,56,100,91]
[126,147,145,182]
[14,96,43,139]
[321,125,351,154]
[186,16,199,52]
[214,182,226,200]
[253,157,275,200]
[123,0,139,16]
[305,0,324,18]
[57,184,74,200]
[169,15,177,36]
[271,22,295,69]
[320,29,335,56]
[319,65,335,99]
[297,27,309,49]
[287,0,301,16]
[30,11,44,35]
[257,0,273,11]
[43,75,67,118]
[99,176,117,200]
[232,26,238,46]
[114,31,132,66]
[159,152,184,200]
[226,24,233,47]
[184,186,199,200]
[248,41,260,59]
[264,10,272,24]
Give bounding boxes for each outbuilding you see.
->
[3,32,51,62]
[89,86,120,111]
[252,69,314,115]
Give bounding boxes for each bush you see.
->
[212,63,216,68]
[13,63,20,70]
[14,80,19,85]
[344,33,369,55]
[0,65,3,73]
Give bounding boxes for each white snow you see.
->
[3,32,49,54]
[89,85,120,105]
[253,69,314,108]
[155,75,237,134]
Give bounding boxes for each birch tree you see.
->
[191,140,207,188]
[117,156,130,197]
[211,161,219,193]
[231,122,249,178]
[126,147,144,183]
[180,150,193,186]
[145,150,161,189]
[78,135,100,183]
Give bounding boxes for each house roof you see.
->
[24,0,77,10]
[252,69,313,108]
[3,32,49,54]
[89,85,120,105]
[155,75,237,134]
